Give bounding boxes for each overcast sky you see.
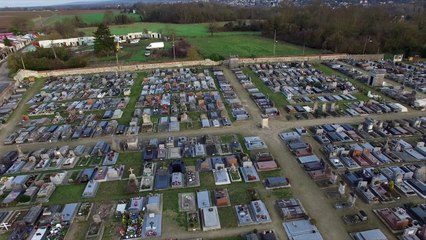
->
[1,0,105,7]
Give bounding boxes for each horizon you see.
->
[0,0,109,8]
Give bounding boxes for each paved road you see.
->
[1,64,425,240]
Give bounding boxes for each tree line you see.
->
[135,2,425,57]
[135,3,270,23]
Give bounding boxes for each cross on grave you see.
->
[129,168,134,175]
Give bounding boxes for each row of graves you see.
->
[281,118,426,239]
[115,195,163,239]
[178,188,271,232]
[213,69,250,120]
[0,82,28,124]
[135,68,231,131]
[249,62,357,102]
[3,73,136,145]
[286,98,408,120]
[343,59,426,91]
[0,202,84,240]
[28,73,135,105]
[137,135,283,191]
[327,60,421,107]
[4,113,127,145]
[233,69,280,117]
[0,141,125,206]
[25,73,133,121]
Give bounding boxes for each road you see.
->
[1,64,425,240]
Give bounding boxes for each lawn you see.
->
[48,184,86,204]
[189,33,320,58]
[218,207,237,228]
[116,152,143,174]
[44,11,141,26]
[243,68,289,108]
[80,22,213,37]
[117,72,144,125]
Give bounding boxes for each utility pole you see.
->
[50,40,57,59]
[172,33,176,61]
[115,42,119,72]
[362,36,372,55]
[273,29,277,57]
[20,55,26,70]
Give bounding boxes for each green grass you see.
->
[227,183,253,205]
[45,11,141,26]
[271,188,293,199]
[49,184,86,204]
[220,135,235,144]
[80,22,213,37]
[243,68,289,108]
[218,207,237,228]
[189,34,320,58]
[258,170,283,180]
[116,152,143,175]
[117,73,144,125]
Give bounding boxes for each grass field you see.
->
[78,22,322,66]
[80,22,216,37]
[44,11,141,26]
[189,33,320,58]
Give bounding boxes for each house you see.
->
[82,181,100,198]
[200,206,221,231]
